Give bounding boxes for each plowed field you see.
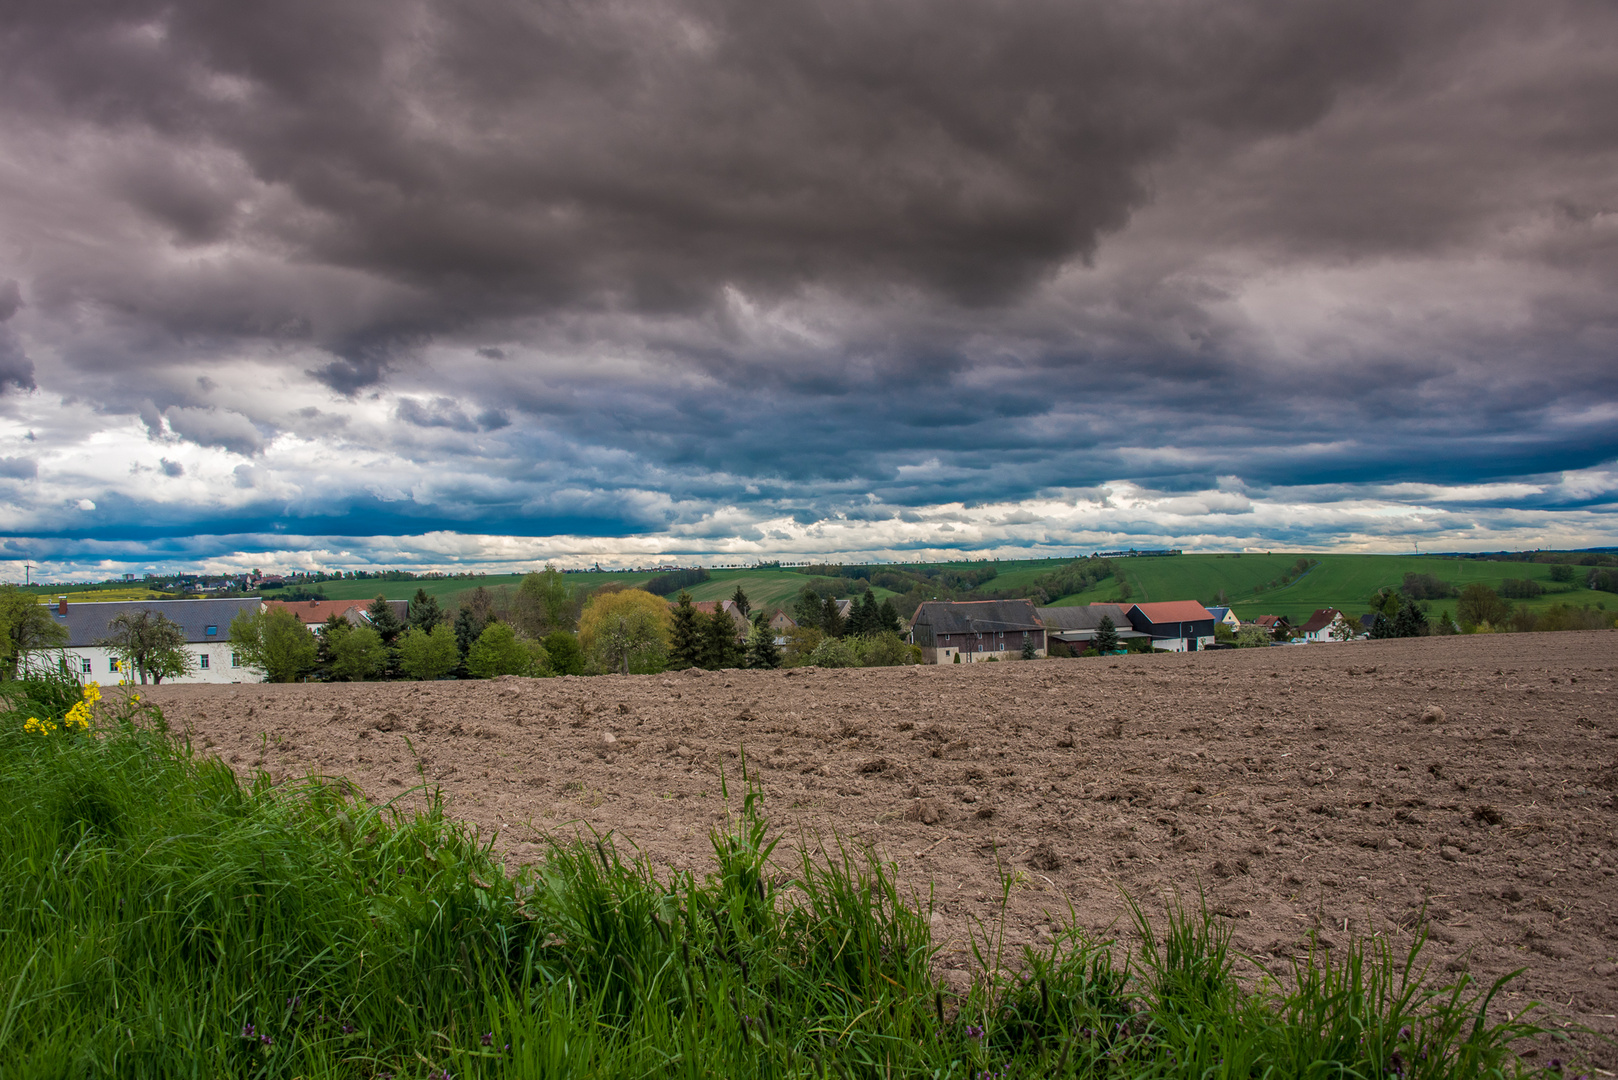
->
[147,631,1618,1065]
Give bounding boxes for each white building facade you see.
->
[29,597,266,684]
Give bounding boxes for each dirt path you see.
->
[146,632,1618,1065]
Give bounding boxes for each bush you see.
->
[1498,578,1543,599]
[858,631,914,667]
[1549,563,1575,583]
[542,631,585,675]
[467,621,547,678]
[1401,573,1456,600]
[1588,567,1618,594]
[806,637,859,668]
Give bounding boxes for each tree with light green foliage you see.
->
[468,621,547,678]
[100,609,194,684]
[328,626,387,681]
[398,624,460,680]
[229,606,317,682]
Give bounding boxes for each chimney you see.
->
[57,596,68,616]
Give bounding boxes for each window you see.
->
[231,652,241,668]
[80,658,92,675]
[205,625,218,636]
[199,654,210,669]
[110,658,120,672]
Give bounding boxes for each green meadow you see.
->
[0,671,1563,1078]
[245,551,1618,627]
[1043,553,1614,623]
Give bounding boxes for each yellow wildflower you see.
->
[23,716,58,735]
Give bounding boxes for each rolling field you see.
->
[1047,553,1613,622]
[252,553,1614,624]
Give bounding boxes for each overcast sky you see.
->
[1,0,1615,577]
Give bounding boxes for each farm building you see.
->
[1122,601,1217,652]
[1035,604,1146,651]
[909,599,1045,663]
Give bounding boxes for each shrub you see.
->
[859,631,913,667]
[806,637,859,668]
[1548,563,1575,583]
[1401,573,1456,600]
[467,621,547,678]
[542,630,585,675]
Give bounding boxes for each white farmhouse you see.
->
[31,596,266,683]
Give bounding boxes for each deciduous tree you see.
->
[100,609,193,684]
[399,624,459,680]
[329,626,387,681]
[229,606,317,682]
[0,586,68,679]
[468,621,547,678]
[578,588,670,674]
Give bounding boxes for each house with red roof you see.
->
[1121,601,1217,652]
[265,597,408,631]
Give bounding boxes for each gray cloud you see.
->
[0,0,1614,563]
[162,406,265,455]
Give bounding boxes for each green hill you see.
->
[1046,553,1612,622]
[256,553,1612,625]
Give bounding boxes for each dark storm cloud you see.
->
[1,0,1617,558]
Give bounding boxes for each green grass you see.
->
[0,670,1570,1078]
[1045,554,1615,623]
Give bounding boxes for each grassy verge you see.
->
[0,672,1572,1078]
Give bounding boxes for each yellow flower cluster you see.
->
[22,682,101,735]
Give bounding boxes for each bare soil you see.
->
[146,631,1618,1065]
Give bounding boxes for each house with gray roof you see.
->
[30,596,266,684]
[908,599,1044,663]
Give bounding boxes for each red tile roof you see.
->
[1127,601,1213,623]
[1298,608,1344,634]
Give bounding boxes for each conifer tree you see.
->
[745,618,780,669]
[820,596,846,639]
[408,588,443,633]
[1094,615,1118,655]
[730,585,750,618]
[668,591,703,669]
[877,598,902,634]
[851,590,879,636]
[702,602,741,669]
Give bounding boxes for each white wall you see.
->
[32,645,264,684]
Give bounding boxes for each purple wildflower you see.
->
[341,1023,356,1034]
[260,1033,273,1047]
[964,1023,985,1040]
[482,1031,493,1046]
[240,1023,255,1039]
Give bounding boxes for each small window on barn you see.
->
[205,625,218,636]
[200,654,210,669]
[81,658,92,674]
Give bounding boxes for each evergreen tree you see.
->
[820,596,846,639]
[1368,612,1394,639]
[1392,598,1429,638]
[702,602,741,669]
[730,585,750,618]
[1094,615,1118,655]
[850,590,879,636]
[366,595,404,645]
[1021,635,1037,660]
[793,588,823,627]
[408,588,443,633]
[877,598,902,635]
[453,606,488,671]
[745,618,780,669]
[668,591,703,670]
